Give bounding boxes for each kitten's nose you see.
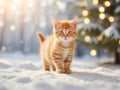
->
[64,35,67,40]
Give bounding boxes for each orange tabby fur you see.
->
[37,17,78,74]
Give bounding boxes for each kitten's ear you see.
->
[71,17,78,29]
[52,17,60,29]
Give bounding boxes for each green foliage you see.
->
[74,0,120,54]
[100,36,118,53]
[76,29,101,47]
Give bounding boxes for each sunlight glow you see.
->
[41,0,47,7]
[90,49,97,56]
[9,1,17,11]
[1,46,6,52]
[84,35,91,42]
[27,2,33,8]
[99,13,105,19]
[82,10,89,16]
[10,25,16,31]
[0,8,4,14]
[0,0,4,6]
[15,0,21,4]
[104,1,111,7]
[10,5,17,11]
[0,20,4,27]
[83,18,90,24]
[108,16,115,23]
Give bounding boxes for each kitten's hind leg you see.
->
[43,60,50,71]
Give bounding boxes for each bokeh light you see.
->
[90,49,97,56]
[99,13,105,19]
[119,40,120,45]
[10,25,16,31]
[92,0,99,5]
[99,6,105,13]
[108,16,115,23]
[82,10,89,16]
[104,1,111,7]
[83,18,90,24]
[97,35,103,41]
[1,46,6,52]
[84,35,91,42]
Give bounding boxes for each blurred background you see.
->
[0,0,119,64]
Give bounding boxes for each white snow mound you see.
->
[0,54,120,90]
[102,23,120,39]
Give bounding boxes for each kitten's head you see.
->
[52,17,78,42]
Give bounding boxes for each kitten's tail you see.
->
[37,32,45,43]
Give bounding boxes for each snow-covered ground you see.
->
[0,52,120,90]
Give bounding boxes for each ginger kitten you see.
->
[37,17,78,74]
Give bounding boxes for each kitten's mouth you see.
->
[64,37,68,40]
[63,36,68,40]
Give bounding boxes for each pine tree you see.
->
[102,0,120,64]
[73,0,120,64]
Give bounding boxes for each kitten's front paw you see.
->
[57,69,65,74]
[65,69,72,74]
[52,66,56,71]
[43,68,50,71]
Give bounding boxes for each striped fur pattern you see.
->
[37,17,78,74]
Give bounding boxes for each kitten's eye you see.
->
[60,31,63,34]
[68,31,72,34]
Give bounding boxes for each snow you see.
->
[78,23,103,31]
[102,23,120,40]
[115,6,120,13]
[0,53,120,90]
[116,0,120,3]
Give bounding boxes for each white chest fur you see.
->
[62,49,69,61]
